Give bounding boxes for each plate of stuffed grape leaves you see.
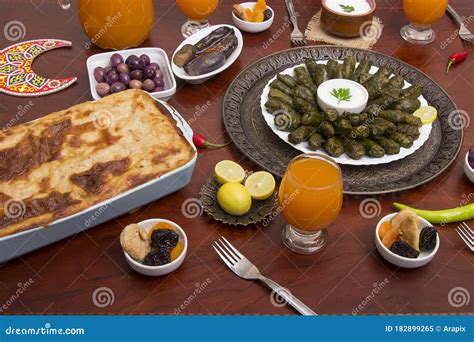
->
[223,46,463,194]
[260,58,432,165]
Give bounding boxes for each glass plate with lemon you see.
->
[199,160,278,226]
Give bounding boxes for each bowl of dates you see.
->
[464,146,474,183]
[375,210,439,268]
[120,218,187,276]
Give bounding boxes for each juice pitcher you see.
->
[59,0,154,50]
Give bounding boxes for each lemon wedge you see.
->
[413,106,437,125]
[215,160,245,184]
[244,171,276,200]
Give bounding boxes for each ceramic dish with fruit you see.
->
[120,219,187,276]
[87,48,176,101]
[199,160,277,226]
[172,25,243,84]
[232,1,274,33]
[464,146,474,183]
[375,209,439,268]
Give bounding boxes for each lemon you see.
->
[217,183,252,216]
[413,106,437,125]
[215,160,245,184]
[244,171,276,200]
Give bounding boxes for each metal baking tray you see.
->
[0,99,197,263]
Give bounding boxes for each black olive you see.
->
[151,229,179,249]
[419,226,437,251]
[143,249,171,266]
[390,240,419,258]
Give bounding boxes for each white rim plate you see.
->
[260,62,433,166]
[171,24,243,82]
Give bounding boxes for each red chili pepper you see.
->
[192,132,230,149]
[446,51,468,74]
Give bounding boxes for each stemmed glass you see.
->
[176,0,220,38]
[400,0,448,44]
[278,153,343,254]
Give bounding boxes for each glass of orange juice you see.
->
[176,0,220,37]
[59,0,155,50]
[400,0,448,44]
[278,154,343,254]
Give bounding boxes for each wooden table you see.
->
[0,0,472,315]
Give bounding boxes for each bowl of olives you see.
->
[375,211,439,269]
[87,48,176,101]
[120,218,188,276]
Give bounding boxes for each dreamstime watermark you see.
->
[84,203,109,227]
[262,14,299,49]
[4,323,85,336]
[352,278,389,315]
[0,278,34,313]
[3,198,26,220]
[261,189,300,227]
[2,101,34,133]
[439,192,472,227]
[447,109,470,131]
[448,287,470,308]
[84,12,123,49]
[91,110,115,130]
[3,20,26,41]
[92,287,115,308]
[440,15,474,49]
[188,100,212,125]
[271,109,297,132]
[359,20,382,42]
[173,278,212,314]
[181,198,203,219]
[359,198,382,219]
[270,287,293,308]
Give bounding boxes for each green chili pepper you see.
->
[393,202,474,224]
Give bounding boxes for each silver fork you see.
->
[455,222,474,252]
[285,0,306,47]
[213,236,316,315]
[447,5,474,43]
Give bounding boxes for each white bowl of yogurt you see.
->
[317,78,368,115]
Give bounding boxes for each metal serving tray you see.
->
[0,99,197,263]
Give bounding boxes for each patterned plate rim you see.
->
[223,46,464,195]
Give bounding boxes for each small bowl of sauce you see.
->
[320,0,376,38]
[317,78,368,115]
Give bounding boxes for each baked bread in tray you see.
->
[0,89,194,238]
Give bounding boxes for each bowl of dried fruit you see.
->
[375,209,439,268]
[120,219,187,276]
[232,1,274,33]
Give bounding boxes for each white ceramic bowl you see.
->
[87,48,176,101]
[171,24,243,84]
[375,213,439,269]
[231,2,274,33]
[123,219,188,276]
[464,150,474,183]
[317,78,369,115]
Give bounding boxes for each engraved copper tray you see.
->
[223,46,463,195]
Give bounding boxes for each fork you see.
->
[285,0,306,47]
[213,236,316,315]
[447,5,474,43]
[455,222,474,252]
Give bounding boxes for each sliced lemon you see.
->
[215,160,245,184]
[413,106,437,125]
[244,171,276,200]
